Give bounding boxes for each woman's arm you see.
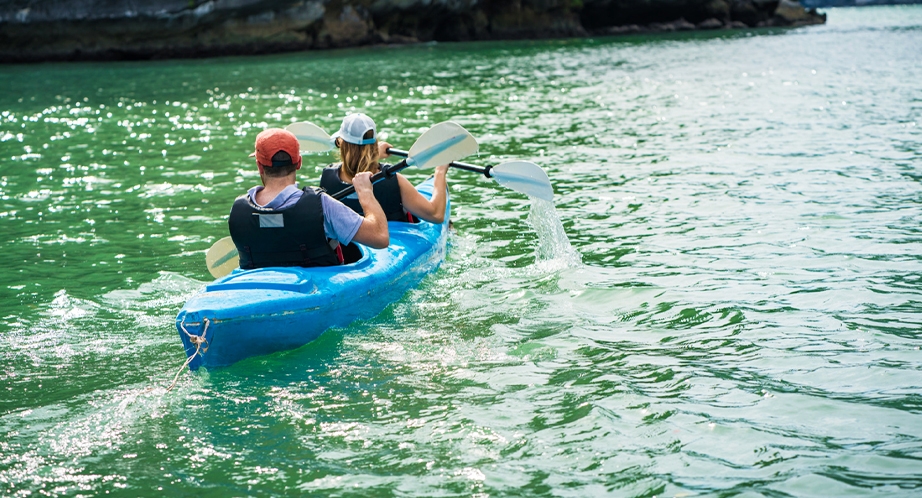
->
[398,164,449,224]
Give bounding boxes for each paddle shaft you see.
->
[387,148,492,178]
[329,160,409,200]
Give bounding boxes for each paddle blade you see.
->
[205,236,240,279]
[491,161,554,201]
[285,121,334,153]
[407,122,478,170]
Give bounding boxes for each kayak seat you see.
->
[341,242,363,265]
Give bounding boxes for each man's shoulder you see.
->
[321,192,358,216]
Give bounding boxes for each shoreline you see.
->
[0,0,826,64]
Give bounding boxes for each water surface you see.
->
[2,6,921,496]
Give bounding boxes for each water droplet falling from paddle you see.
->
[527,198,581,269]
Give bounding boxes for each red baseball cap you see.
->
[250,128,302,168]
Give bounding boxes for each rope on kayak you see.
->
[166,317,210,392]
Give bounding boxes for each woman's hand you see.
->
[377,141,393,161]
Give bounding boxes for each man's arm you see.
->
[351,171,389,249]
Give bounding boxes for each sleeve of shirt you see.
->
[320,193,364,246]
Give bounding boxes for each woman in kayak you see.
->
[319,113,449,224]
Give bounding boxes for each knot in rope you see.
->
[167,316,211,392]
[180,316,210,354]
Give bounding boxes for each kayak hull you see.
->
[176,178,449,370]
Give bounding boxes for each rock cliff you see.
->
[0,0,825,63]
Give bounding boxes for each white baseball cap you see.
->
[332,113,377,146]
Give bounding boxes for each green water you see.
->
[3,6,921,496]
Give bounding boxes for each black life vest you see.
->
[320,164,412,222]
[228,186,341,269]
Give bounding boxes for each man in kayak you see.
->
[228,128,389,269]
[319,113,449,224]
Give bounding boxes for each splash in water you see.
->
[527,198,582,269]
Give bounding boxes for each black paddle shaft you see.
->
[328,160,409,200]
[387,148,493,179]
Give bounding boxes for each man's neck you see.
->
[256,174,297,205]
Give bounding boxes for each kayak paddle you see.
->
[386,148,553,202]
[205,237,241,280]
[284,121,335,153]
[204,121,478,278]
[287,120,554,201]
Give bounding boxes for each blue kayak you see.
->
[175,177,449,370]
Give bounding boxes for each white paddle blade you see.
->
[205,236,240,279]
[285,121,334,153]
[408,122,478,170]
[492,161,554,202]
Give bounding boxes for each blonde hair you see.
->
[336,131,379,179]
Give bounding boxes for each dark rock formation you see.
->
[0,0,826,63]
[802,0,920,6]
